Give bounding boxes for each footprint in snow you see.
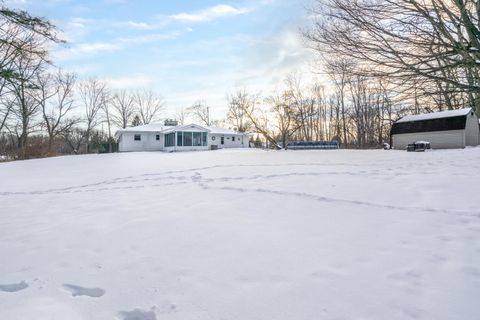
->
[63,284,105,297]
[0,281,29,293]
[118,308,157,320]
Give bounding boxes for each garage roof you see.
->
[396,108,472,123]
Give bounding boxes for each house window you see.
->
[184,132,193,146]
[164,132,175,147]
[172,131,208,147]
[221,137,224,145]
[134,134,141,141]
[177,132,183,146]
[193,132,202,146]
[232,136,235,142]
[156,134,160,141]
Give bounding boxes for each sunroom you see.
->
[163,124,209,152]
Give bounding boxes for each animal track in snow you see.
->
[0,162,373,196]
[0,281,28,293]
[63,284,105,297]
[1,162,478,217]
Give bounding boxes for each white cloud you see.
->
[4,0,28,5]
[169,4,252,23]
[50,41,122,61]
[122,21,154,30]
[55,17,95,43]
[53,31,180,60]
[76,42,121,54]
[117,32,179,45]
[104,74,154,90]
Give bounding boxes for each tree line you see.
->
[300,0,480,148]
[0,68,167,159]
[224,74,403,149]
[178,0,480,150]
[2,0,479,159]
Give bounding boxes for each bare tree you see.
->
[187,100,212,126]
[306,0,480,114]
[174,108,188,125]
[102,99,114,152]
[0,79,11,132]
[134,90,164,124]
[311,83,329,141]
[266,91,299,149]
[111,89,135,129]
[227,89,253,132]
[228,91,280,149]
[0,6,61,158]
[0,105,9,132]
[36,70,77,155]
[322,58,355,147]
[78,78,108,153]
[6,36,46,159]
[63,127,86,154]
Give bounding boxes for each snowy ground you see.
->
[0,148,479,320]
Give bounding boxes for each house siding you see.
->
[119,132,164,152]
[465,112,480,146]
[118,129,249,152]
[209,133,247,149]
[392,130,465,149]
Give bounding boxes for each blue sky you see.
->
[7,0,318,118]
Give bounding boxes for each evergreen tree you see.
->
[131,114,141,127]
[0,5,62,81]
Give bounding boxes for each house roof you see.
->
[117,123,248,135]
[161,124,208,133]
[117,124,174,133]
[391,109,471,135]
[396,108,473,123]
[205,126,244,135]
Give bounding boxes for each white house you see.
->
[117,123,250,152]
[390,108,480,149]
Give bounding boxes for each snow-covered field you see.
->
[1,148,479,320]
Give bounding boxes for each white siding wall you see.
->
[465,112,480,146]
[209,133,248,149]
[392,130,465,149]
[119,132,164,152]
[119,131,250,152]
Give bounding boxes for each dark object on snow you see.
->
[406,141,431,152]
[287,141,339,150]
[383,143,390,150]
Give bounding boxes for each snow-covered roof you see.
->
[117,124,173,133]
[396,108,472,123]
[205,126,246,135]
[161,124,208,133]
[117,123,248,135]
